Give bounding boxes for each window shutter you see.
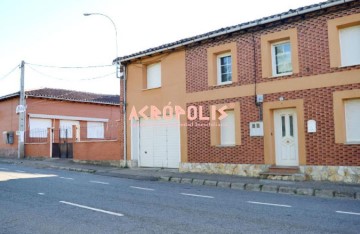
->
[87,122,104,139]
[345,99,360,142]
[29,118,51,138]
[220,110,235,145]
[340,25,360,67]
[147,63,161,89]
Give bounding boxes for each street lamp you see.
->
[83,13,127,168]
[83,13,118,60]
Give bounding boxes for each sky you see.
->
[0,0,323,96]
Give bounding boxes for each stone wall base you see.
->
[73,159,138,168]
[179,163,360,184]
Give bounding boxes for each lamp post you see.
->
[83,13,127,167]
[83,13,118,60]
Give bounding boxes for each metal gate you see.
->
[52,129,73,158]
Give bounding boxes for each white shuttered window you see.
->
[29,118,51,138]
[147,62,161,89]
[220,110,235,145]
[340,25,360,67]
[87,122,104,139]
[345,99,360,143]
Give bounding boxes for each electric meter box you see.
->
[249,122,264,137]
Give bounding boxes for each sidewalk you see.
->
[1,157,360,200]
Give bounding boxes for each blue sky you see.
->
[0,0,322,96]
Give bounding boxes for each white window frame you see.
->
[271,40,293,77]
[217,53,232,85]
[339,25,360,67]
[87,122,105,139]
[345,99,360,144]
[146,62,161,89]
[220,110,236,146]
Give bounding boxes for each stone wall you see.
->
[180,163,360,184]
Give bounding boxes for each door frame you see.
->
[263,99,306,166]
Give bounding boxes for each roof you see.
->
[115,0,353,63]
[0,88,120,105]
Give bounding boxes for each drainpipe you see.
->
[122,64,128,168]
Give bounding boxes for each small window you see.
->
[87,122,104,139]
[345,99,360,143]
[272,41,292,76]
[220,110,235,145]
[217,53,232,85]
[340,25,360,67]
[146,62,161,89]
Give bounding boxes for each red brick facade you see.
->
[185,4,360,166]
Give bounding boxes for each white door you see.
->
[60,120,80,141]
[274,108,299,166]
[139,117,180,168]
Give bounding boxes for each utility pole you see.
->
[18,61,25,159]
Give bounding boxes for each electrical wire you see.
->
[27,65,116,81]
[26,62,114,69]
[0,64,19,81]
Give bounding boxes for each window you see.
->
[220,110,235,145]
[29,118,51,138]
[272,41,292,76]
[207,42,237,86]
[261,28,299,78]
[339,25,360,67]
[87,122,104,139]
[333,89,360,144]
[328,13,360,68]
[60,120,80,139]
[345,99,360,143]
[146,62,161,89]
[217,53,232,85]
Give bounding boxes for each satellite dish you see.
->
[16,105,26,114]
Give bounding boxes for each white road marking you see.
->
[336,211,360,216]
[90,180,109,185]
[180,193,214,199]
[15,170,25,173]
[130,186,154,191]
[59,177,74,180]
[0,168,9,170]
[59,201,124,217]
[247,201,292,208]
[38,193,45,195]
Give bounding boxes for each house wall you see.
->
[124,2,360,182]
[0,98,19,157]
[181,3,360,182]
[125,50,187,163]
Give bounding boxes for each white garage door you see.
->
[139,117,180,168]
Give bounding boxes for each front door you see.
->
[274,108,299,166]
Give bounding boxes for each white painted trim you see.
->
[180,193,214,199]
[28,113,109,122]
[130,186,154,191]
[336,211,360,216]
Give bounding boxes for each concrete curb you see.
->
[160,176,360,200]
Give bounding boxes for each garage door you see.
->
[139,117,180,168]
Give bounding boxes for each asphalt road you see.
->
[0,163,359,234]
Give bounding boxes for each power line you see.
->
[0,64,19,81]
[27,65,116,81]
[25,62,114,69]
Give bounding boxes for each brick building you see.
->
[116,0,360,183]
[0,88,121,163]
